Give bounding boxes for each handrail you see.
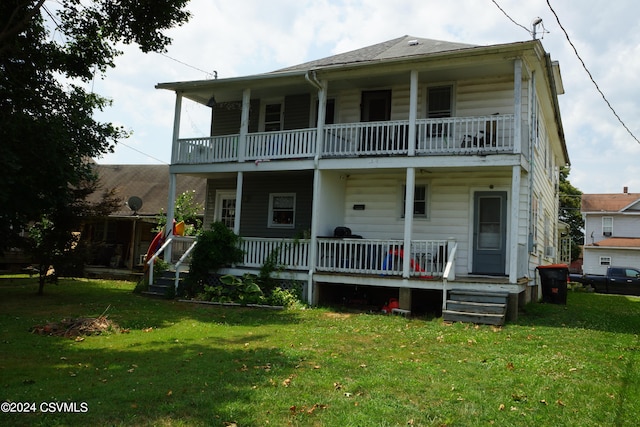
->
[174,239,198,291]
[146,235,174,286]
[442,242,457,311]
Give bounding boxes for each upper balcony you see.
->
[173,114,516,165]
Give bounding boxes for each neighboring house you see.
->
[83,164,205,270]
[581,188,640,275]
[155,35,569,317]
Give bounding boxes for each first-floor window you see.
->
[269,193,295,228]
[402,184,429,219]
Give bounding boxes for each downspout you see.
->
[305,70,326,305]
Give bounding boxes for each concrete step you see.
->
[443,290,509,325]
[442,310,506,326]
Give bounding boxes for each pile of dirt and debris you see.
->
[31,315,122,338]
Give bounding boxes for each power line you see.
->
[490,0,537,38]
[113,141,169,165]
[545,0,640,145]
[157,52,216,79]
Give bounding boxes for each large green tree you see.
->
[559,167,584,262]
[0,0,190,251]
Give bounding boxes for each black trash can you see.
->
[536,264,569,304]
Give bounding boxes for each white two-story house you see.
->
[581,189,640,275]
[155,35,569,320]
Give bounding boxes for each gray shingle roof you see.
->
[89,164,206,217]
[275,35,476,72]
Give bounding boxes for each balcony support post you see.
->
[234,172,243,236]
[402,167,416,278]
[509,165,521,283]
[408,70,418,156]
[171,91,182,163]
[239,88,251,163]
[513,58,523,155]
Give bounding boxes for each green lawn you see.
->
[0,276,638,426]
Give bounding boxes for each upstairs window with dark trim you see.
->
[264,103,282,132]
[427,86,452,137]
[427,86,452,118]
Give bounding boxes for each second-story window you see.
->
[427,86,452,118]
[263,102,282,132]
[602,217,613,236]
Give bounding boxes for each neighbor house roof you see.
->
[89,164,206,217]
[581,193,640,213]
[274,35,477,72]
[587,237,640,248]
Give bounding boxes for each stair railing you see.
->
[441,241,458,311]
[174,239,198,291]
[146,236,175,287]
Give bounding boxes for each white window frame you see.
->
[602,217,613,236]
[214,190,236,229]
[600,256,612,266]
[400,182,430,219]
[268,193,296,228]
[259,98,284,132]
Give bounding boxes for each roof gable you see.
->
[581,193,640,213]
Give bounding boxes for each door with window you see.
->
[472,192,507,275]
[215,191,236,229]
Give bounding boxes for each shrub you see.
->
[181,222,243,298]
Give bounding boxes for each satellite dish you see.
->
[127,196,143,213]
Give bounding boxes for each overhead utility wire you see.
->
[545,0,640,145]
[490,0,534,37]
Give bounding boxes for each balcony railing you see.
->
[173,114,515,164]
[240,237,310,271]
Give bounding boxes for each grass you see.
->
[0,276,638,426]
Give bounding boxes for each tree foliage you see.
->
[0,0,191,251]
[155,190,203,236]
[559,167,584,262]
[27,172,121,294]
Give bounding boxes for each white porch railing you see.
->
[245,129,316,161]
[316,238,450,277]
[150,237,454,283]
[175,135,238,164]
[173,115,515,164]
[239,237,310,270]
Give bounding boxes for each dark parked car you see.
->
[573,266,640,296]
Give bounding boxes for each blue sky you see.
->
[90,0,640,195]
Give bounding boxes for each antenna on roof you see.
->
[531,17,544,40]
[126,196,143,214]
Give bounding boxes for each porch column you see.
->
[170,91,182,163]
[307,168,322,304]
[238,88,251,163]
[509,165,521,283]
[513,59,523,154]
[234,172,243,236]
[408,70,418,157]
[402,167,416,278]
[163,172,177,260]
